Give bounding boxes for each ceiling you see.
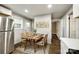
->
[4,4,72,19]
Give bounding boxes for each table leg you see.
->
[33,40,36,53]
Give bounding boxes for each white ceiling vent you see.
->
[0,6,12,16]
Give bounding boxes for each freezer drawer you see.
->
[5,31,14,54]
[0,31,14,54]
[0,32,5,54]
[0,17,7,31]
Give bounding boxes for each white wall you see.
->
[12,14,32,44]
[23,18,32,32]
[34,14,52,44]
[12,14,23,44]
[52,22,57,34]
[56,21,61,37]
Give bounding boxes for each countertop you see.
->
[60,37,79,50]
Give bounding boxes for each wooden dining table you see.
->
[29,34,43,53]
[22,33,44,53]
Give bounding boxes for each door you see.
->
[0,17,7,31]
[69,15,76,38]
[6,18,14,31]
[0,17,14,31]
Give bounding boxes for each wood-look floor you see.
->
[49,34,60,54]
[13,34,60,54]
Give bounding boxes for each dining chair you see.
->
[21,32,28,51]
[26,32,34,46]
[21,32,34,51]
[35,34,48,53]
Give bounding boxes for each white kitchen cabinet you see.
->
[61,41,68,54]
[73,5,79,38]
[70,15,76,39]
[76,18,79,39]
[69,15,79,39]
[60,38,79,54]
[73,4,79,18]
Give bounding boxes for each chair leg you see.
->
[38,45,39,48]
[33,41,36,53]
[20,42,22,48]
[43,45,47,54]
[24,41,27,51]
[34,44,36,53]
[24,44,26,51]
[43,46,45,54]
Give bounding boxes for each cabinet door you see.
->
[73,4,79,18]
[76,18,79,39]
[70,15,76,38]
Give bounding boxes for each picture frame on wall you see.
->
[36,21,49,28]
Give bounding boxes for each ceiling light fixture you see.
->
[48,4,52,9]
[25,9,29,13]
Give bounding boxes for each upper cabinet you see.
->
[0,6,12,16]
[73,4,79,18]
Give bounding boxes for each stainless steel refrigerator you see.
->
[0,16,14,54]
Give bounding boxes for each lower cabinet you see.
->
[61,41,68,54]
[76,18,79,39]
